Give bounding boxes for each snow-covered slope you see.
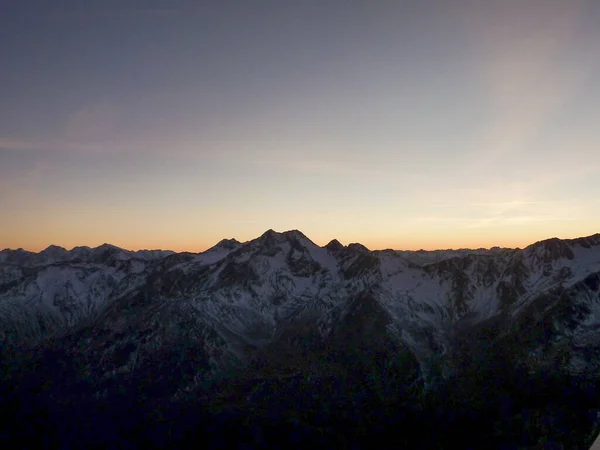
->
[2,231,600,390]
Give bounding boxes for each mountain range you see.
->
[2,230,600,448]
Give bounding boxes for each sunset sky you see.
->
[2,0,600,252]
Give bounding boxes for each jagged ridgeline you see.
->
[2,230,600,448]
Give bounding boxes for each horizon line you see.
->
[3,229,599,255]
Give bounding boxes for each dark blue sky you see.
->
[2,0,600,251]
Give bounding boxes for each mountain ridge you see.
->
[2,230,600,447]
[2,230,600,363]
[10,228,571,258]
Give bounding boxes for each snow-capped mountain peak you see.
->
[2,229,600,395]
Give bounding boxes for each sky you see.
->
[1,0,600,252]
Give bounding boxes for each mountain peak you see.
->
[347,243,370,253]
[325,239,344,252]
[40,245,69,260]
[215,238,241,250]
[96,243,123,251]
[281,229,309,240]
[259,229,278,240]
[258,229,310,243]
[527,236,574,261]
[42,244,67,253]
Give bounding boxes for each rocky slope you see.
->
[2,230,600,447]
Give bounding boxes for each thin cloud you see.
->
[64,103,121,143]
[466,0,596,167]
[0,138,48,152]
[46,4,186,17]
[465,214,576,229]
[1,102,125,156]
[410,216,478,223]
[469,201,548,207]
[0,136,137,156]
[241,156,389,179]
[503,216,576,223]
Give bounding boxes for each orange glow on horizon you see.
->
[4,227,599,254]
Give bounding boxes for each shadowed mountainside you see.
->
[2,231,600,448]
